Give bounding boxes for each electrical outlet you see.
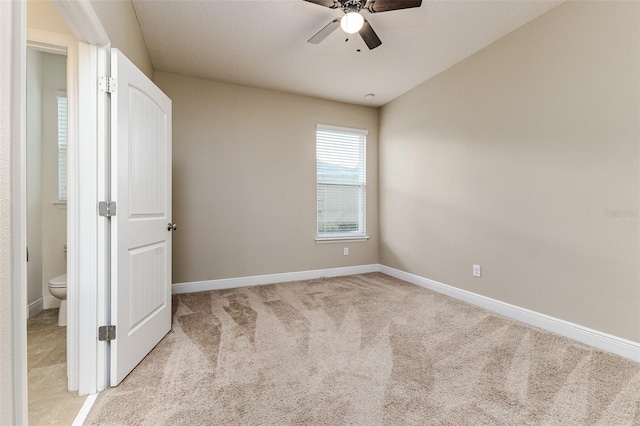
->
[473,264,481,277]
[344,247,349,256]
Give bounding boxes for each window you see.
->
[316,124,367,240]
[56,93,67,201]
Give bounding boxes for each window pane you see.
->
[317,184,364,234]
[316,125,366,237]
[57,96,67,201]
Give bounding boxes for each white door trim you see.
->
[51,0,109,47]
[50,0,112,396]
[6,0,28,423]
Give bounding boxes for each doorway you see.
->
[25,44,86,424]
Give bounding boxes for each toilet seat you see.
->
[49,273,67,287]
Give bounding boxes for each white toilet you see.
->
[48,273,67,326]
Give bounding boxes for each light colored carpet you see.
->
[86,273,640,425]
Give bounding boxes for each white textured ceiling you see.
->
[132,0,562,107]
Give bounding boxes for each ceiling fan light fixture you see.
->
[340,12,364,34]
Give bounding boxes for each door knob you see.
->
[167,223,177,231]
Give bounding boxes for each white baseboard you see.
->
[171,263,639,362]
[27,298,43,318]
[172,264,380,295]
[43,295,61,309]
[379,265,640,362]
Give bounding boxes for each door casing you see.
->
[51,0,112,397]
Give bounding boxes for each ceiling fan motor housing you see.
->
[341,0,367,13]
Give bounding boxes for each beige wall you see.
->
[154,72,379,284]
[90,0,153,79]
[27,49,44,308]
[26,50,67,311]
[28,0,152,79]
[27,0,73,36]
[40,52,67,306]
[379,1,640,342]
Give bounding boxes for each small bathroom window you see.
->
[56,92,67,202]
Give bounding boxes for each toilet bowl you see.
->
[48,273,67,326]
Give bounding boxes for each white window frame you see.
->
[315,124,369,243]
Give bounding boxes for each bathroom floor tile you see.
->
[28,395,86,426]
[28,312,67,370]
[27,309,85,425]
[29,364,69,401]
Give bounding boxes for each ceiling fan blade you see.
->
[308,19,341,44]
[366,0,422,13]
[359,19,382,50]
[303,0,340,9]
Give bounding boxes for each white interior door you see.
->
[110,49,172,386]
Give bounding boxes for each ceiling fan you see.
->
[304,0,422,50]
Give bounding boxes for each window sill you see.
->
[315,236,370,243]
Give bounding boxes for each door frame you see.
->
[10,1,112,423]
[6,1,28,422]
[48,0,112,396]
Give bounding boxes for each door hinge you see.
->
[99,76,116,93]
[98,325,116,342]
[98,201,116,217]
